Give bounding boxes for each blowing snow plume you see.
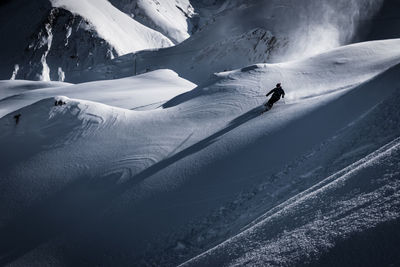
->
[263,0,385,60]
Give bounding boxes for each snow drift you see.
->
[0,69,196,118]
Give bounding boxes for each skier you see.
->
[262,83,285,113]
[14,114,21,125]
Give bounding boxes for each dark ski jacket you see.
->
[266,87,285,100]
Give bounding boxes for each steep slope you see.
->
[109,0,196,44]
[183,135,400,266]
[181,75,400,266]
[1,39,400,266]
[50,0,173,55]
[0,0,172,82]
[107,0,253,44]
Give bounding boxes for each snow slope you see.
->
[109,0,195,44]
[0,69,196,118]
[1,39,400,266]
[183,136,400,266]
[179,70,400,265]
[50,0,173,55]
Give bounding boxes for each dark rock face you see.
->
[0,0,116,82]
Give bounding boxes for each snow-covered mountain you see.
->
[108,0,196,44]
[67,0,389,84]
[1,1,400,266]
[0,0,388,83]
[0,0,240,83]
[0,0,173,82]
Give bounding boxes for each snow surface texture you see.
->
[183,137,400,266]
[1,38,400,266]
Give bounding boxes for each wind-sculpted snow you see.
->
[0,69,196,118]
[1,39,400,265]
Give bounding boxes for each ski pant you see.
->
[267,95,280,108]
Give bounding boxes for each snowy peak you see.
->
[49,0,173,55]
[109,0,196,44]
[96,0,389,85]
[5,5,120,82]
[0,0,173,82]
[0,0,390,83]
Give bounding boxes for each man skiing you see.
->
[262,83,285,113]
[14,113,21,124]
